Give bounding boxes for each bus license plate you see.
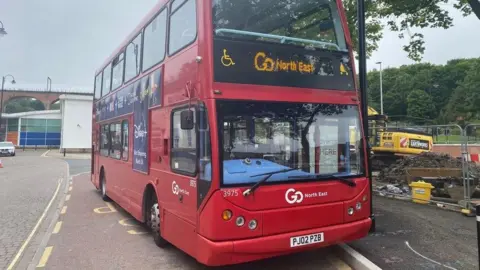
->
[290,232,324,247]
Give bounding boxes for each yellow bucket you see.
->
[409,181,434,204]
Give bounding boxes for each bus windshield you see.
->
[217,100,364,186]
[212,0,347,52]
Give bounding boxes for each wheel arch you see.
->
[142,183,158,223]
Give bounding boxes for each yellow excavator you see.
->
[366,107,434,170]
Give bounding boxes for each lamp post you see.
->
[0,74,16,140]
[47,77,52,91]
[0,21,7,37]
[376,61,383,115]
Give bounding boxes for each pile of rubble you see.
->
[377,152,480,184]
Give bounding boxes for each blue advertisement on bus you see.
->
[95,68,161,122]
[133,77,150,173]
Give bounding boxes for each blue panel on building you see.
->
[19,132,61,146]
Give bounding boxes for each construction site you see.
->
[366,106,480,215]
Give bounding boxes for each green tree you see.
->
[445,60,480,121]
[343,0,479,61]
[4,98,45,113]
[406,89,436,124]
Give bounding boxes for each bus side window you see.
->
[100,124,110,157]
[110,123,122,160]
[171,107,197,175]
[121,120,129,161]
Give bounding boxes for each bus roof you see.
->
[95,0,168,75]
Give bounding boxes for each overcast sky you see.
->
[0,0,479,92]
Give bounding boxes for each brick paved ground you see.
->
[0,151,67,270]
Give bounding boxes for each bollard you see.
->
[63,148,66,157]
[477,205,480,268]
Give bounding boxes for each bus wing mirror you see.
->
[181,110,194,130]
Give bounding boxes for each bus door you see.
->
[169,106,200,225]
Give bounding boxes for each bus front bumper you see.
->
[196,217,372,266]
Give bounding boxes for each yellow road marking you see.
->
[127,230,148,235]
[36,246,53,268]
[327,254,352,270]
[7,179,63,270]
[61,206,67,214]
[119,218,140,227]
[106,202,116,212]
[93,202,117,214]
[52,221,62,234]
[65,194,71,201]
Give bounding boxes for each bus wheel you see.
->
[149,194,168,248]
[100,172,111,202]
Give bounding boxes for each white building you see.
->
[59,94,93,152]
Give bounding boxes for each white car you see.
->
[0,141,15,156]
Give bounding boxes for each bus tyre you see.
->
[150,194,168,248]
[100,173,111,202]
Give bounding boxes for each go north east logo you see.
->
[172,181,190,196]
[285,188,327,204]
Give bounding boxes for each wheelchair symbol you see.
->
[221,49,235,67]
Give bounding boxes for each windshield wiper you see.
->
[243,168,299,197]
[288,174,357,187]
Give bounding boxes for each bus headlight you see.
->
[236,216,245,227]
[248,219,257,230]
[347,207,354,215]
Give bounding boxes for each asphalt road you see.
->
[0,150,68,270]
[350,196,478,270]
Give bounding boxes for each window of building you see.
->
[110,123,122,159]
[169,0,197,55]
[100,125,110,156]
[125,34,142,82]
[103,63,112,96]
[94,73,102,99]
[142,9,167,72]
[122,120,129,161]
[171,107,197,175]
[111,52,125,90]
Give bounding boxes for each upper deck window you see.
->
[94,72,102,99]
[142,9,167,72]
[169,0,197,55]
[112,52,125,90]
[102,63,112,97]
[125,33,142,82]
[212,0,347,52]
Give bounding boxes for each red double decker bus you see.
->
[91,0,372,266]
